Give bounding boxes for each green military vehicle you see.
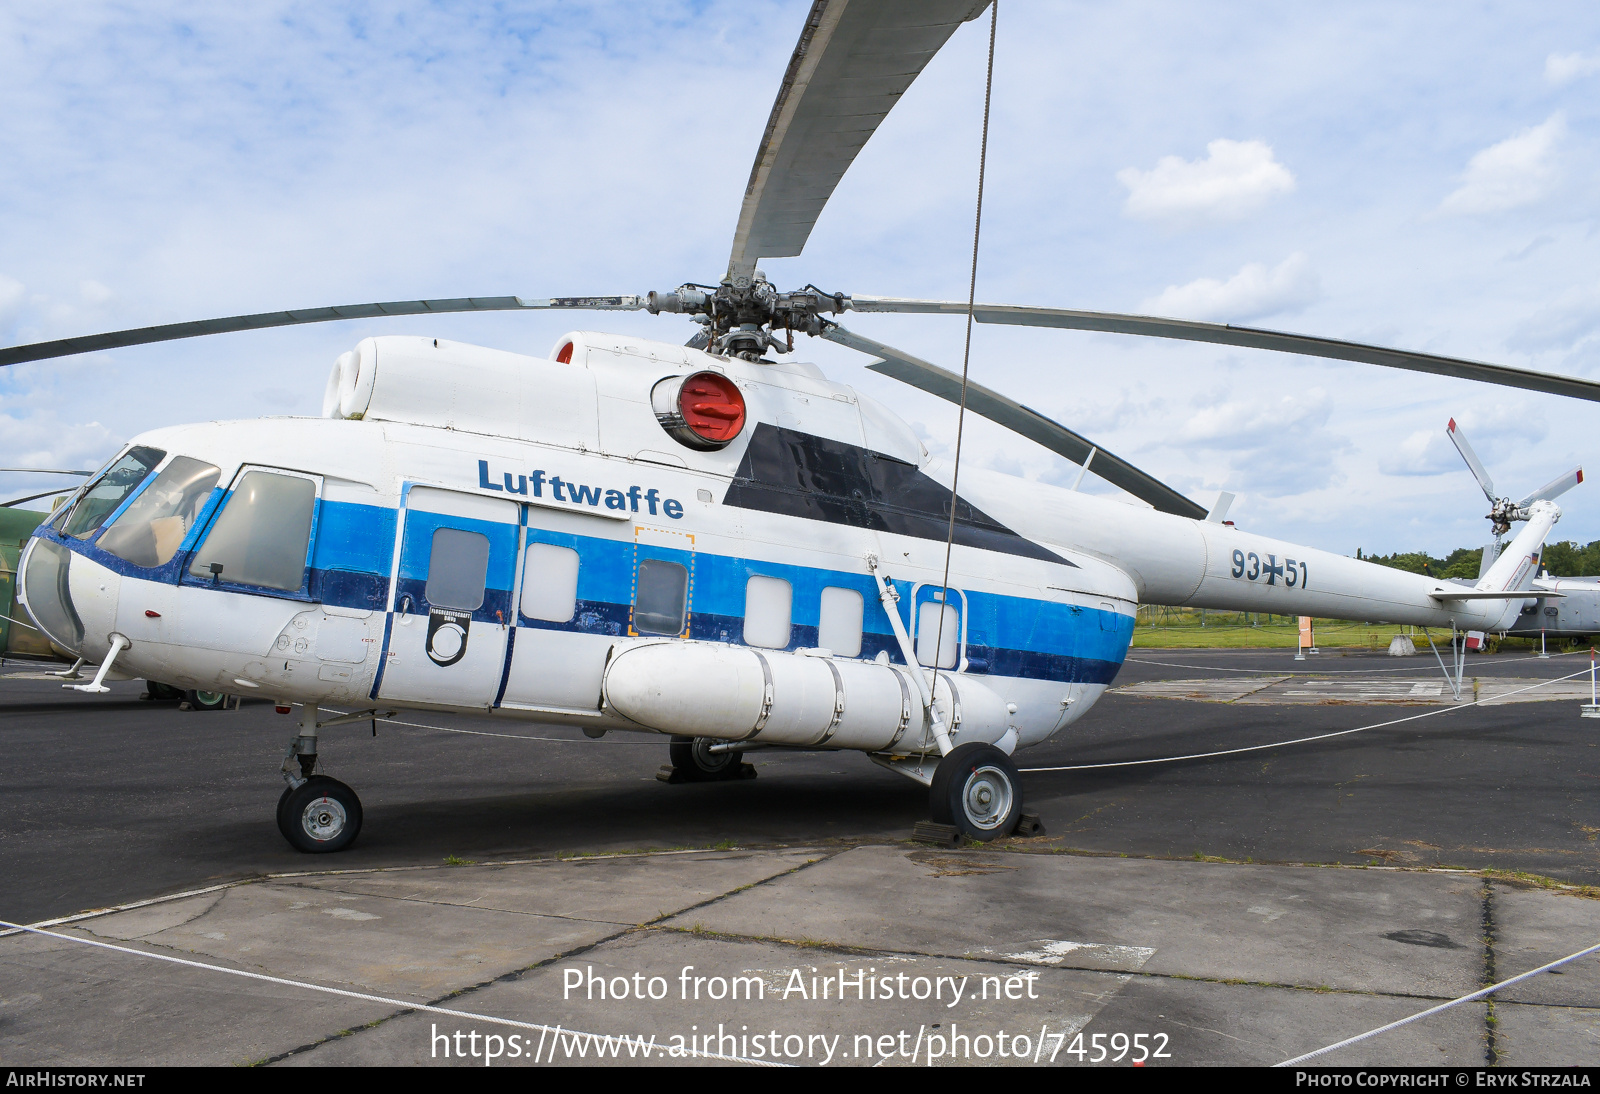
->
[2,503,226,709]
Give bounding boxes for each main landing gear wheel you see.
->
[930,742,1023,842]
[143,681,184,702]
[277,776,363,853]
[665,736,752,782]
[184,688,229,711]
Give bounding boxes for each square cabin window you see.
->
[521,543,580,622]
[425,528,490,611]
[817,586,863,657]
[743,575,792,649]
[634,558,688,635]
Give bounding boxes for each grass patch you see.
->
[1132,609,1446,650]
[442,854,477,867]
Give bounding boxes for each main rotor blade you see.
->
[726,0,991,286]
[1518,467,1584,508]
[1,488,73,508]
[820,322,1208,520]
[848,297,1600,404]
[0,296,646,367]
[1446,418,1498,506]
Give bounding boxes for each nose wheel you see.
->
[929,742,1022,841]
[277,776,363,853]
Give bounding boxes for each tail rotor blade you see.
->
[1518,467,1584,507]
[1446,418,1498,505]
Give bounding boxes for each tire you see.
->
[144,681,184,702]
[669,736,742,781]
[929,742,1022,841]
[277,776,363,853]
[185,688,229,711]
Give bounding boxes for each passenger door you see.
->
[377,486,518,708]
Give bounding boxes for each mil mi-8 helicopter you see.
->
[8,0,1600,853]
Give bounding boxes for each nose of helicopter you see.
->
[18,535,89,657]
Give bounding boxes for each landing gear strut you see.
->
[658,736,756,783]
[929,742,1022,841]
[276,703,364,853]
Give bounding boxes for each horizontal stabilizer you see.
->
[1428,589,1562,601]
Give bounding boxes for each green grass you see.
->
[1131,610,1594,652]
[1131,610,1442,650]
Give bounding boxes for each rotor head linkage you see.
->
[645,274,848,361]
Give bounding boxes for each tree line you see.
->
[1356,539,1600,579]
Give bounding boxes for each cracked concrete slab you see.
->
[0,929,393,1066]
[1489,884,1600,1006]
[3,847,1597,1067]
[285,849,824,925]
[661,846,1486,996]
[1494,1003,1600,1066]
[79,881,616,1001]
[1081,973,1488,1067]
[281,929,1131,1067]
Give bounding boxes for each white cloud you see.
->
[1510,282,1600,353]
[0,276,23,328]
[1117,139,1295,223]
[1163,388,1349,497]
[79,280,113,305]
[1142,252,1320,322]
[1439,114,1565,215]
[1379,429,1465,477]
[1380,406,1548,479]
[1545,52,1600,84]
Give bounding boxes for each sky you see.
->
[2,1,1598,560]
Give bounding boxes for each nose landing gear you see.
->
[277,776,363,853]
[276,703,364,853]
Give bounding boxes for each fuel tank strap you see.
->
[814,657,847,746]
[743,649,776,740]
[886,665,914,749]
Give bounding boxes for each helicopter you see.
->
[7,0,1600,853]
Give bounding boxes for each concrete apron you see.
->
[1,846,1597,1067]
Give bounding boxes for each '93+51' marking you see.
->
[1231,549,1308,589]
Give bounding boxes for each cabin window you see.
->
[818,586,863,657]
[634,558,688,635]
[57,446,165,540]
[424,528,490,611]
[916,600,960,669]
[520,543,579,622]
[98,456,221,568]
[189,470,316,591]
[743,575,792,649]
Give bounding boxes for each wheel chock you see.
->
[911,820,961,847]
[1014,813,1046,837]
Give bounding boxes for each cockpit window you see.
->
[97,456,222,568]
[56,446,165,540]
[189,470,317,591]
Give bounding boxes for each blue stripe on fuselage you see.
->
[38,496,1131,686]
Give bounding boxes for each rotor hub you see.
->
[646,274,847,361]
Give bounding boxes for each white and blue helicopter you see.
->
[8,0,1600,853]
